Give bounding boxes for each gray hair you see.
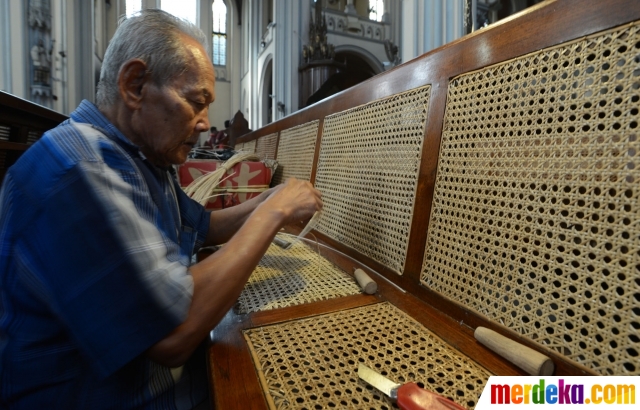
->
[96,9,209,108]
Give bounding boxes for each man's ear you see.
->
[118,59,150,110]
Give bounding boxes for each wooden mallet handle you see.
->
[474,327,555,376]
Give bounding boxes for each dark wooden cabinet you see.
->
[0,91,66,184]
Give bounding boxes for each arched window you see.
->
[369,0,385,22]
[212,0,227,66]
[127,0,197,24]
[161,0,197,25]
[126,0,141,17]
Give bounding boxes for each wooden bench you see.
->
[216,0,640,408]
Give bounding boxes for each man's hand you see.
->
[258,178,322,226]
[204,179,321,246]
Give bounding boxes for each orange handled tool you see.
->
[358,364,467,410]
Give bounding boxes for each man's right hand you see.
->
[259,178,323,227]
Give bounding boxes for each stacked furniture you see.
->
[0,92,66,186]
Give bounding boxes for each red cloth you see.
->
[178,160,272,209]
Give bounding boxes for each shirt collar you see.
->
[70,100,146,159]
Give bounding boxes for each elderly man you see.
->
[0,9,321,410]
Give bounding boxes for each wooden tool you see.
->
[358,364,466,410]
[354,268,377,294]
[272,236,291,249]
[474,327,555,376]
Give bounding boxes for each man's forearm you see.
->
[204,187,276,246]
[147,205,285,367]
[147,179,321,368]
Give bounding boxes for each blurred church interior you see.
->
[0,0,542,144]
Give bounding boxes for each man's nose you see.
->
[196,109,210,132]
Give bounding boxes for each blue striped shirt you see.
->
[0,100,211,409]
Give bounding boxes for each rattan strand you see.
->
[272,121,319,185]
[244,302,491,410]
[183,152,262,205]
[422,22,640,375]
[314,85,430,275]
[236,235,362,314]
[256,132,279,160]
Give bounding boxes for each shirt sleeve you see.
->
[173,177,211,253]
[17,159,194,379]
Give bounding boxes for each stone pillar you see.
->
[344,0,357,15]
[28,0,53,107]
[382,0,391,23]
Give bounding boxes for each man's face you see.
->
[134,35,215,167]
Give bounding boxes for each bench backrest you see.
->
[234,0,640,376]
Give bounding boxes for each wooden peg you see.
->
[354,268,378,294]
[474,327,555,376]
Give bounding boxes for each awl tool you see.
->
[357,364,466,410]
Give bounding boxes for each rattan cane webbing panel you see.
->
[256,132,279,160]
[236,235,362,314]
[244,302,491,410]
[237,139,256,153]
[422,23,640,375]
[272,121,319,186]
[314,85,430,275]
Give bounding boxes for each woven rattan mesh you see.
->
[272,121,319,185]
[422,23,640,375]
[314,85,430,275]
[244,302,491,410]
[236,236,362,314]
[256,132,279,160]
[236,139,256,153]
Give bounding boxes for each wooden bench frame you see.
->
[215,0,640,408]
